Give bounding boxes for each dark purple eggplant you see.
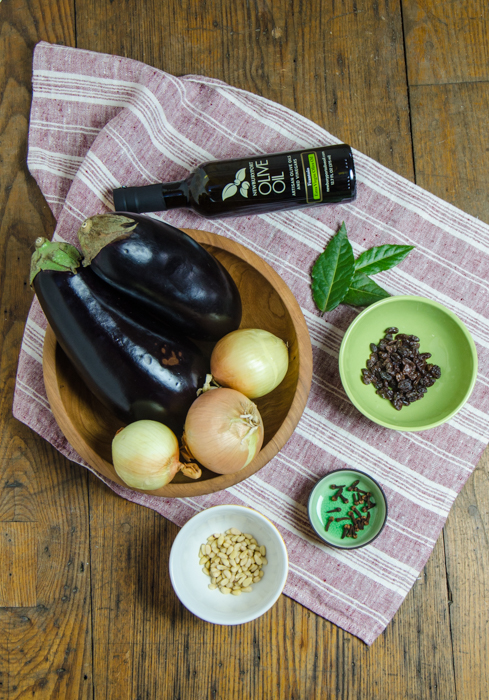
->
[30,237,208,434]
[76,213,242,341]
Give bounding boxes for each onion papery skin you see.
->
[183,388,264,474]
[210,328,289,399]
[112,420,182,490]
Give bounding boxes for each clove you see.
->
[325,516,334,532]
[325,507,341,513]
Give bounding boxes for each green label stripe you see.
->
[308,153,321,200]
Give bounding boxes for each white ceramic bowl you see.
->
[169,505,288,625]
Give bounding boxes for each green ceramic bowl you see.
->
[338,295,477,431]
[308,469,388,549]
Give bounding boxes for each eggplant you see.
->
[76,213,242,341]
[31,237,208,434]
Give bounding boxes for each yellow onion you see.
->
[183,388,264,474]
[210,328,289,399]
[112,420,201,490]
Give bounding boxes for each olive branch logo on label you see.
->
[222,168,251,200]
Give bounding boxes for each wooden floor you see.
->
[1,1,488,698]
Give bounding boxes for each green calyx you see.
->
[76,214,138,266]
[29,238,82,287]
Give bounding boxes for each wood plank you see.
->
[0,434,39,523]
[75,0,414,177]
[406,3,489,695]
[443,447,489,700]
[410,81,489,223]
[402,0,489,86]
[0,0,94,697]
[0,522,37,607]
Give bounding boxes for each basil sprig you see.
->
[312,223,414,312]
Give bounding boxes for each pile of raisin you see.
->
[361,327,441,411]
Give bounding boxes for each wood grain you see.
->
[410,81,489,222]
[2,0,489,698]
[75,0,414,176]
[402,0,489,86]
[0,0,93,697]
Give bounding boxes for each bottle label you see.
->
[302,152,323,203]
[201,145,354,216]
[220,150,339,205]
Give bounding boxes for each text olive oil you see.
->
[113,144,356,219]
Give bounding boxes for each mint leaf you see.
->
[311,222,355,312]
[354,244,414,276]
[343,272,391,306]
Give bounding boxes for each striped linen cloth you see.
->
[13,41,489,645]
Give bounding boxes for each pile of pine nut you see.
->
[199,528,268,595]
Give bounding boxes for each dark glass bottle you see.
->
[113,144,356,219]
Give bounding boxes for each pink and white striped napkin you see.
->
[14,41,489,644]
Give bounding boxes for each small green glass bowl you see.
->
[308,469,388,549]
[338,295,478,431]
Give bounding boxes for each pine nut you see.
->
[199,529,268,595]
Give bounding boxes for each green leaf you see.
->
[343,272,391,307]
[354,244,415,276]
[311,222,355,312]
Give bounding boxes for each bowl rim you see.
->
[307,468,388,549]
[338,294,478,432]
[168,504,289,625]
[42,228,313,498]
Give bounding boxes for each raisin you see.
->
[362,329,440,410]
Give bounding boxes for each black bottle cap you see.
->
[113,184,167,213]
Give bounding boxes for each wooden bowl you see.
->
[42,229,313,497]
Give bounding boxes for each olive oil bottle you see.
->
[113,144,356,219]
